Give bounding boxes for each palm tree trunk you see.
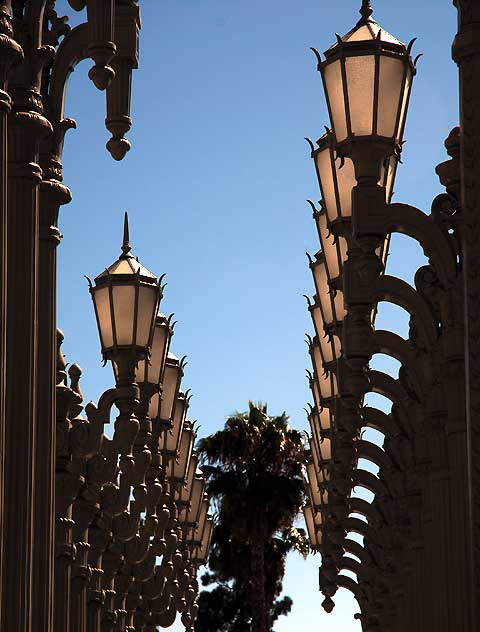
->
[250,533,268,632]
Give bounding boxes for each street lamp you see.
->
[315,0,416,175]
[89,213,161,372]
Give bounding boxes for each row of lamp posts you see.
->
[0,0,212,630]
[302,0,480,630]
[303,0,415,555]
[303,0,415,622]
[56,214,212,631]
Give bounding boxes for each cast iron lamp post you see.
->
[303,1,479,631]
[54,216,211,632]
[0,2,143,630]
[0,2,213,628]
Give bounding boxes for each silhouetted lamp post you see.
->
[302,1,480,630]
[0,2,213,631]
[54,216,212,632]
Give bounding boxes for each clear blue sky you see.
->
[56,0,458,629]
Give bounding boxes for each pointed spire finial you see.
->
[121,211,132,257]
[360,0,373,19]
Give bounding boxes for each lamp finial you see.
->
[121,211,132,257]
[360,0,373,19]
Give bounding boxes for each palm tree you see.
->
[196,402,308,632]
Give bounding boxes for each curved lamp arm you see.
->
[381,202,456,289]
[375,275,438,351]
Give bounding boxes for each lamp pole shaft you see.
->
[3,103,45,632]
[36,178,70,631]
[0,87,6,632]
[0,6,12,616]
[452,2,480,629]
[1,21,53,630]
[0,0,19,610]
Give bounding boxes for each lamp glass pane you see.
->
[311,425,322,462]
[316,148,338,222]
[311,379,322,412]
[397,68,412,141]
[312,343,323,376]
[135,360,146,383]
[377,56,405,138]
[333,289,345,322]
[310,409,321,441]
[309,435,321,472]
[320,437,332,461]
[167,397,186,452]
[188,477,205,523]
[136,285,157,348]
[320,215,340,279]
[307,461,320,494]
[314,261,333,324]
[346,54,375,136]
[337,156,356,217]
[318,367,332,400]
[160,363,179,421]
[320,331,334,364]
[311,303,324,340]
[194,518,213,564]
[173,427,193,481]
[179,454,198,503]
[307,463,322,508]
[313,506,323,528]
[148,391,160,419]
[315,528,323,546]
[333,334,341,358]
[164,428,176,453]
[339,236,348,266]
[148,322,169,385]
[93,287,114,348]
[324,60,348,142]
[332,372,338,397]
[112,284,135,345]
[320,407,332,431]
[304,505,318,546]
[178,507,188,524]
[191,499,209,544]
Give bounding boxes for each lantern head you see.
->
[316,1,416,172]
[89,213,161,371]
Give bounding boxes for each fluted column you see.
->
[55,331,79,632]
[452,2,480,628]
[2,25,52,628]
[35,134,71,632]
[0,0,21,613]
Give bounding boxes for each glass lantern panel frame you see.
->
[321,41,415,146]
[90,273,160,358]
